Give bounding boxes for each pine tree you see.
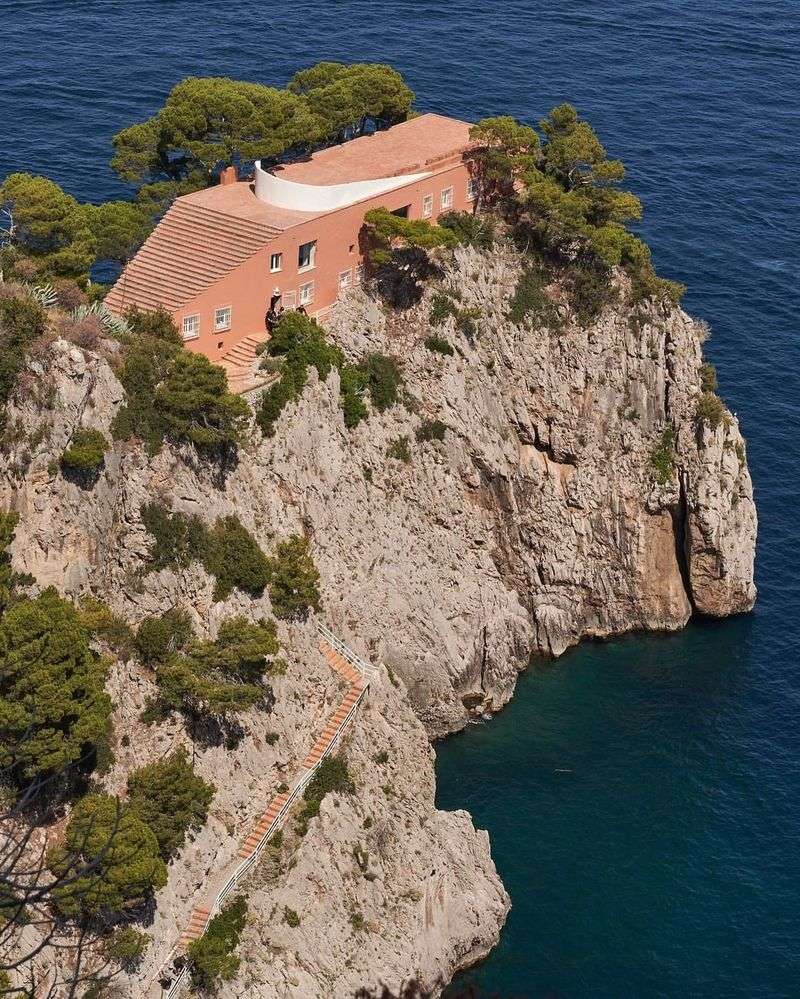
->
[0,589,112,790]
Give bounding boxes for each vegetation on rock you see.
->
[696,391,727,431]
[0,589,112,792]
[50,793,167,917]
[298,754,354,833]
[187,895,248,990]
[135,607,193,665]
[127,748,215,858]
[60,427,108,479]
[0,293,47,426]
[267,535,321,621]
[650,427,677,485]
[104,927,151,966]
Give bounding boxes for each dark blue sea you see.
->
[2,2,798,996]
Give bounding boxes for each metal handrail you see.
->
[159,627,371,998]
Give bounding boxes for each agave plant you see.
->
[25,282,58,309]
[71,300,131,338]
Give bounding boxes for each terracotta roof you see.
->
[105,199,282,314]
[274,113,473,185]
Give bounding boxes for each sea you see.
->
[1,2,798,997]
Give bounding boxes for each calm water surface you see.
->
[2,2,798,996]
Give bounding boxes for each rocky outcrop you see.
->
[0,243,755,995]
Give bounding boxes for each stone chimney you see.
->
[219,165,238,186]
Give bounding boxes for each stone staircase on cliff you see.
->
[154,624,377,999]
[219,333,273,394]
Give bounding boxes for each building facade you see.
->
[105,114,475,371]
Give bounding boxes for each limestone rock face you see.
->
[0,244,755,996]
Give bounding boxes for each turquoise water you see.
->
[2,1,799,995]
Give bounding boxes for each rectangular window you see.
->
[214,306,231,332]
[338,269,352,291]
[440,186,454,210]
[422,194,433,218]
[299,281,314,305]
[182,314,200,340]
[282,290,296,309]
[298,240,316,272]
[270,252,282,272]
[467,177,478,201]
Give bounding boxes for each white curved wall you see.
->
[254,161,430,212]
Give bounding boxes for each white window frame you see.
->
[298,240,317,273]
[182,314,200,341]
[214,305,231,332]
[269,252,282,273]
[422,193,433,218]
[440,186,454,210]
[355,264,364,285]
[338,268,352,291]
[282,290,296,309]
[299,280,315,306]
[466,177,478,202]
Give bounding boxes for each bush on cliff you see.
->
[152,617,279,721]
[297,754,354,834]
[156,352,249,455]
[140,505,270,601]
[50,793,167,918]
[267,535,321,621]
[203,515,271,600]
[187,895,248,990]
[0,293,47,425]
[650,427,677,485]
[0,509,34,613]
[127,748,215,859]
[136,607,193,665]
[696,391,727,431]
[257,311,370,435]
[0,589,112,792]
[60,427,108,481]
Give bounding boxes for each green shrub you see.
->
[300,755,354,825]
[156,352,249,454]
[203,515,271,601]
[136,607,193,665]
[424,335,453,356]
[187,895,247,990]
[50,793,167,917]
[0,589,112,790]
[438,211,495,248]
[696,391,727,431]
[350,910,366,931]
[104,927,151,965]
[127,748,215,858]
[77,597,135,658]
[111,308,182,454]
[140,507,271,603]
[283,906,300,928]
[650,427,677,485]
[153,616,278,719]
[268,535,321,621]
[700,361,718,392]
[430,292,457,326]
[387,435,411,463]
[0,510,34,613]
[360,352,402,412]
[60,427,108,480]
[339,363,368,428]
[509,269,558,326]
[373,750,390,765]
[140,502,209,571]
[416,419,447,443]
[0,294,47,424]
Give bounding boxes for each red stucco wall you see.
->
[176,158,474,362]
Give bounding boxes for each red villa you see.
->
[105,113,475,388]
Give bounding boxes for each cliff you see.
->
[0,242,756,995]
